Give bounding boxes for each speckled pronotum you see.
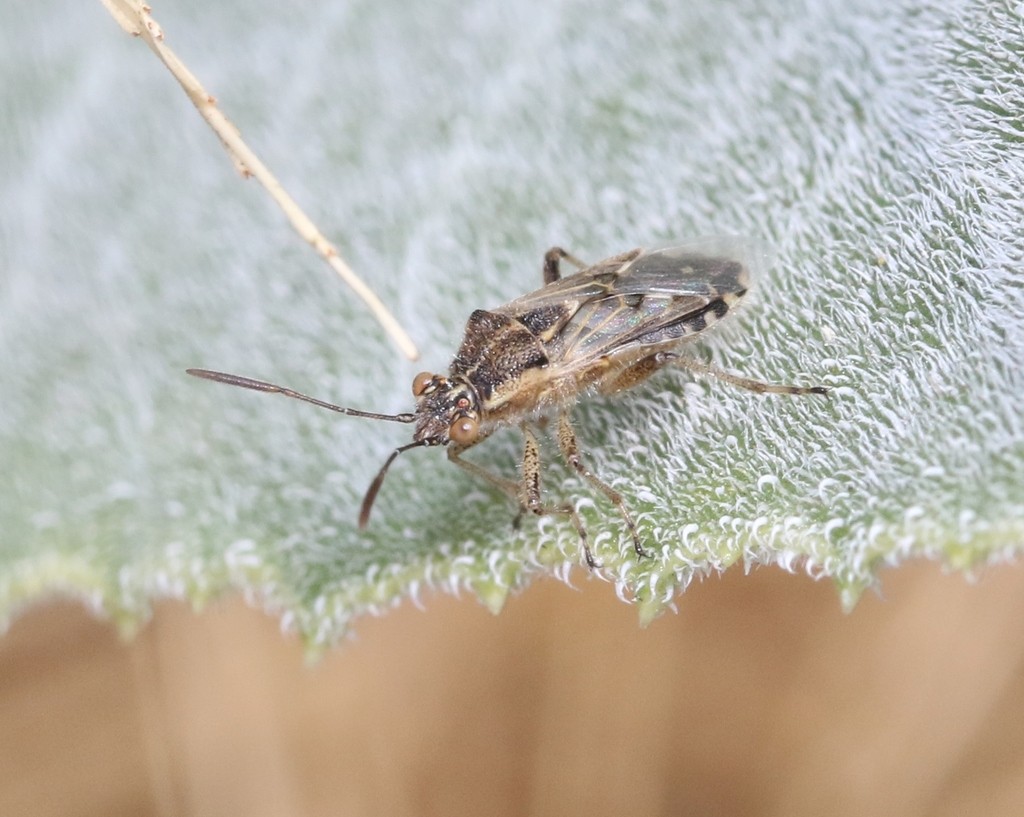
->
[189,237,828,567]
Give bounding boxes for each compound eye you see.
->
[412,371,434,396]
[448,415,479,445]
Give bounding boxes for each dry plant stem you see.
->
[100,0,420,362]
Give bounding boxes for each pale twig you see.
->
[100,0,420,361]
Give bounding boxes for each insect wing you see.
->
[492,250,636,343]
[509,236,768,367]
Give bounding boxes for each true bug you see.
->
[188,237,827,567]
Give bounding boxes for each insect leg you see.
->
[447,440,585,559]
[447,444,521,503]
[670,356,829,396]
[597,354,673,395]
[543,247,588,284]
[519,424,597,568]
[557,413,651,560]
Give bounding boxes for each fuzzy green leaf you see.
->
[2,0,1021,643]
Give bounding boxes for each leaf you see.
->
[1,0,1021,643]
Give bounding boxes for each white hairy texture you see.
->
[1,0,1021,639]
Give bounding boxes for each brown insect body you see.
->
[415,243,751,443]
[189,238,825,568]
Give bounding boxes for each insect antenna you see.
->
[186,368,416,423]
[359,440,429,528]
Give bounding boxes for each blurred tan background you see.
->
[2,562,1023,817]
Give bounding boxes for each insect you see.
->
[188,237,827,567]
